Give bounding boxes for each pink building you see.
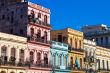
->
[27,2,51,73]
[0,1,51,73]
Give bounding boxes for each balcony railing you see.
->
[28,16,51,27]
[27,35,50,44]
[69,46,84,52]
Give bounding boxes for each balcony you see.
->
[27,35,50,45]
[28,16,51,28]
[69,46,84,52]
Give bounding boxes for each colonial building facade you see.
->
[96,46,110,73]
[83,39,97,72]
[0,32,27,73]
[51,28,85,73]
[50,41,70,73]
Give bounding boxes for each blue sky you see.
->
[30,0,110,31]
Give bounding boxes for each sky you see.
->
[30,0,110,31]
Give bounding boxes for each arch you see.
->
[0,71,6,73]
[10,72,15,73]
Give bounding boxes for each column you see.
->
[16,48,20,63]
[7,46,11,61]
[34,50,36,64]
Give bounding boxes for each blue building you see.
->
[50,41,70,73]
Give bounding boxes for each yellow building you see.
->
[51,28,85,73]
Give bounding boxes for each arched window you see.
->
[38,13,41,18]
[44,31,47,42]
[0,71,6,73]
[30,28,34,36]
[31,10,35,18]
[44,15,47,24]
[37,52,41,64]
[1,46,7,56]
[30,51,34,63]
[11,48,16,57]
[19,49,24,62]
[44,53,48,65]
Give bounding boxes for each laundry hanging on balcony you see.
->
[75,57,80,69]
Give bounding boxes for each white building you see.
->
[83,39,97,71]
[0,32,28,73]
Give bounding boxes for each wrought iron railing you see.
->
[27,35,50,44]
[28,16,51,27]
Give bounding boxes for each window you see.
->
[101,37,103,45]
[102,60,105,69]
[1,46,7,56]
[20,15,23,19]
[107,61,109,70]
[79,40,81,49]
[31,10,35,18]
[44,53,48,65]
[96,38,98,44]
[52,55,56,66]
[60,55,62,65]
[38,13,41,18]
[10,29,13,34]
[64,56,67,67]
[70,38,72,46]
[58,35,62,42]
[2,15,5,20]
[30,28,34,36]
[44,15,47,24]
[44,31,47,41]
[85,51,88,57]
[11,48,16,57]
[80,58,82,69]
[58,55,62,66]
[19,49,24,62]
[37,52,41,64]
[70,57,73,67]
[105,37,108,44]
[20,29,23,35]
[98,59,100,70]
[75,39,77,49]
[30,51,34,63]
[37,29,41,38]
